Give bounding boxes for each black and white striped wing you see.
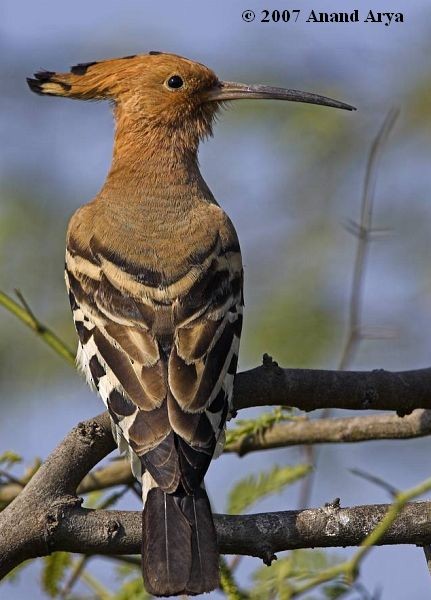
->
[65,234,243,493]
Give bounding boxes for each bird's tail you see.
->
[142,486,220,597]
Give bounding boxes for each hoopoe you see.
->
[27,52,354,597]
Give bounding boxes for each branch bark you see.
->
[225,409,431,455]
[5,499,431,570]
[2,412,431,579]
[0,414,115,576]
[236,358,431,415]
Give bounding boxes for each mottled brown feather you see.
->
[176,318,220,360]
[95,273,150,325]
[104,322,159,366]
[167,392,215,448]
[140,432,180,492]
[175,318,236,412]
[93,328,157,410]
[128,403,171,453]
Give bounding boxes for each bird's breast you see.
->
[67,196,235,303]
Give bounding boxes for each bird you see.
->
[27,51,355,597]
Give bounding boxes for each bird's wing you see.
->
[65,217,243,493]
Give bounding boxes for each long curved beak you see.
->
[206,81,356,111]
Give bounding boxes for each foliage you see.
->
[249,550,348,600]
[42,552,73,597]
[0,450,22,468]
[0,451,24,510]
[112,576,151,600]
[2,560,32,584]
[219,557,249,600]
[82,490,104,508]
[227,463,311,515]
[113,563,151,600]
[226,407,294,447]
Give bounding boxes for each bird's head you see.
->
[27,51,355,155]
[27,53,221,143]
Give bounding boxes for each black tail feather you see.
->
[142,487,219,597]
[181,489,220,594]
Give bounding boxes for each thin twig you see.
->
[349,466,431,582]
[298,109,399,509]
[291,476,431,598]
[80,570,112,599]
[0,471,25,488]
[340,107,399,369]
[349,468,398,498]
[104,555,141,567]
[60,555,90,599]
[422,545,431,578]
[14,289,39,324]
[0,290,75,365]
[219,557,249,600]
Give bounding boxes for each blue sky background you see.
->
[2,1,431,598]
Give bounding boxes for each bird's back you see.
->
[65,185,243,594]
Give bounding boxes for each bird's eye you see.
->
[166,75,184,90]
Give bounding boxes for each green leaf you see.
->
[250,550,344,600]
[80,570,112,599]
[0,450,22,468]
[115,561,140,578]
[227,464,311,515]
[112,575,151,600]
[112,561,151,600]
[251,556,294,600]
[41,552,72,597]
[3,559,32,583]
[322,582,351,599]
[225,407,294,447]
[83,490,104,509]
[289,548,338,575]
[219,557,249,600]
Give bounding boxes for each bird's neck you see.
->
[100,112,214,205]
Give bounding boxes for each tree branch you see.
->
[225,409,431,455]
[2,413,431,579]
[0,290,75,365]
[235,357,431,415]
[18,499,431,561]
[0,414,115,576]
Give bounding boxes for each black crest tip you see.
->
[70,61,97,75]
[27,70,56,94]
[26,77,44,95]
[34,70,55,82]
[149,50,162,56]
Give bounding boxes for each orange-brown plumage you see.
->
[28,51,354,597]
